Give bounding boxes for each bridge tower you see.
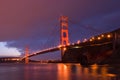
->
[25,46,29,64]
[60,16,69,57]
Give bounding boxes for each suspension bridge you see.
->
[0,16,120,64]
[21,16,120,64]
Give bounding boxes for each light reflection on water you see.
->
[0,63,120,80]
[57,64,118,80]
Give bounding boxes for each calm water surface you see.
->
[0,63,120,80]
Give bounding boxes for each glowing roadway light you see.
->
[63,47,67,51]
[77,40,80,44]
[101,34,104,37]
[107,34,111,38]
[83,38,87,42]
[92,37,95,40]
[97,37,101,40]
[58,45,62,48]
[90,39,93,42]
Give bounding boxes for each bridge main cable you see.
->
[22,46,61,59]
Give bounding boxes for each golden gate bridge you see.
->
[21,16,120,64]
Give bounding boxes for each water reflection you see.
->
[0,63,119,80]
[57,64,118,80]
[24,65,29,80]
[24,64,57,80]
[57,64,69,80]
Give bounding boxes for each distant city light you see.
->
[74,46,81,48]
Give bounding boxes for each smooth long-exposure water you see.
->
[0,63,120,80]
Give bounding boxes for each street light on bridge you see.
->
[101,34,104,37]
[107,34,111,38]
[92,37,95,40]
[63,47,67,51]
[90,39,93,42]
[97,37,101,40]
[77,40,81,44]
[83,38,87,42]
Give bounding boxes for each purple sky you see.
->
[0,0,120,60]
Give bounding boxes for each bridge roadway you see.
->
[22,28,120,60]
[23,41,112,59]
[23,37,113,59]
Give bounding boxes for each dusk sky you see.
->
[0,0,120,60]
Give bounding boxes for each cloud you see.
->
[0,42,20,57]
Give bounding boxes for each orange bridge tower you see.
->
[60,16,69,57]
[25,46,29,64]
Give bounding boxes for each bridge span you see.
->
[22,47,59,59]
[23,27,119,65]
[22,16,120,65]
